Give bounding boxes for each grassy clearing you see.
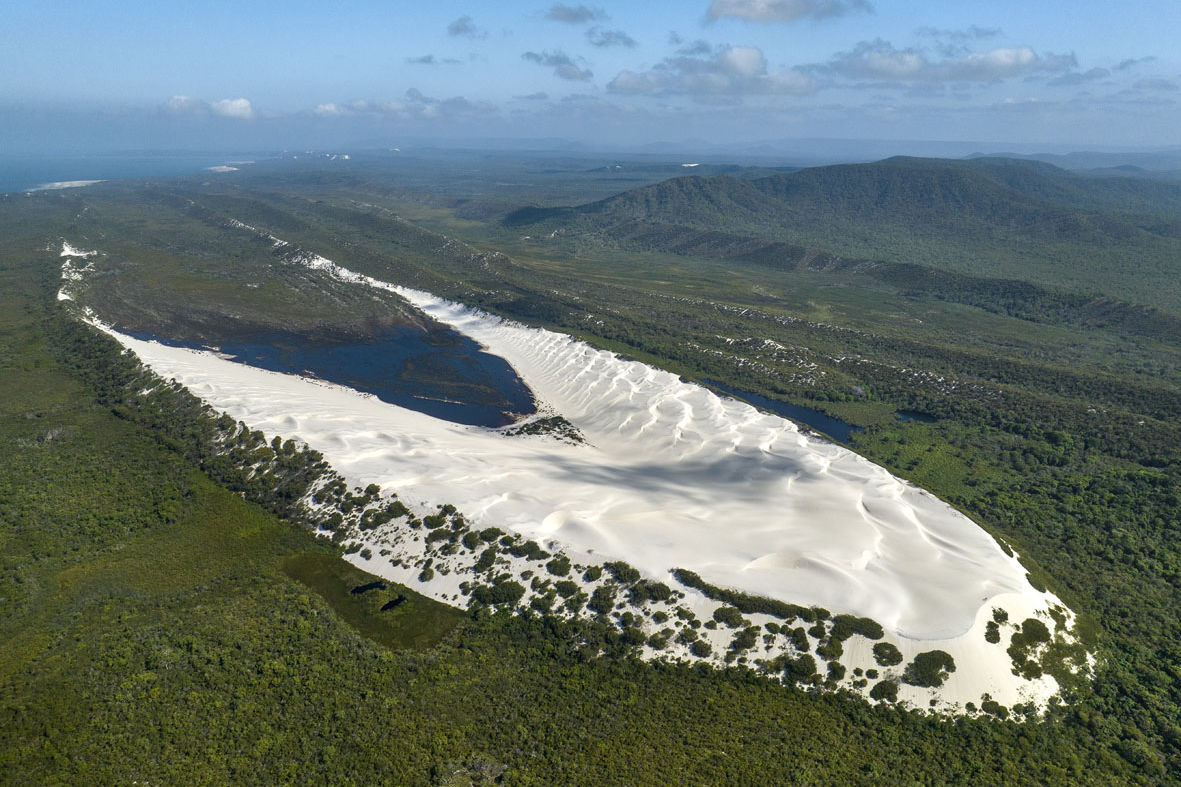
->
[281,553,463,650]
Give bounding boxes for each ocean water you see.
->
[0,152,258,194]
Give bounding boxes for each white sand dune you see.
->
[73,232,1087,710]
[384,288,1055,641]
[101,278,1047,643]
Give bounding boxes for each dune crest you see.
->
[386,286,1041,641]
[77,235,1086,711]
[100,267,1048,642]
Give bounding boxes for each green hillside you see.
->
[505,156,1181,315]
[3,157,1181,781]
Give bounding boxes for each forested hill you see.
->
[508,156,1181,241]
[504,156,1181,317]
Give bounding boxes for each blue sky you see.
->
[2,0,1179,153]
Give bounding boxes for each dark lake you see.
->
[131,326,537,427]
[702,379,862,443]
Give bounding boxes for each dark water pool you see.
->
[131,326,537,427]
[702,379,862,443]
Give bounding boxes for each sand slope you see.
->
[74,235,1085,710]
[101,278,1042,642]
[391,288,1043,642]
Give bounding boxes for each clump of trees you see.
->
[508,539,549,561]
[730,626,760,653]
[902,650,957,688]
[470,580,526,607]
[1007,617,1053,679]
[588,585,617,615]
[672,569,818,623]
[785,654,819,685]
[870,680,899,702]
[712,606,747,628]
[603,561,641,584]
[474,547,498,572]
[873,642,904,667]
[829,614,884,641]
[627,580,672,606]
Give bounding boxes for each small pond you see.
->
[701,379,862,443]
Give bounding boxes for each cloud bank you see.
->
[587,27,637,48]
[544,4,606,24]
[523,50,594,81]
[707,0,873,23]
[608,44,815,98]
[823,40,1076,83]
[447,15,485,39]
[164,95,254,120]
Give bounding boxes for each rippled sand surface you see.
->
[103,280,1044,641]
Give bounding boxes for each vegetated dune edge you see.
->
[66,237,1085,711]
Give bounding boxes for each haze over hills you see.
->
[508,156,1181,255]
[505,156,1181,332]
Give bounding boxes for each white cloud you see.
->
[1114,56,1156,71]
[914,26,1002,58]
[211,97,254,119]
[915,25,1001,43]
[165,95,205,114]
[1047,67,1110,87]
[720,45,767,77]
[447,15,485,39]
[587,27,637,48]
[707,0,872,23]
[824,40,1075,83]
[765,70,817,94]
[402,88,498,120]
[313,103,344,117]
[1133,77,1179,92]
[545,4,606,24]
[164,95,256,119]
[608,44,815,98]
[522,50,594,81]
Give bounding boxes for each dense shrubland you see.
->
[4,161,1181,780]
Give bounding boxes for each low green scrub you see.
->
[469,579,526,607]
[713,606,747,628]
[903,651,957,688]
[281,553,462,650]
[829,614,884,641]
[673,568,820,623]
[546,555,572,576]
[5,169,1181,781]
[870,680,899,702]
[873,642,904,667]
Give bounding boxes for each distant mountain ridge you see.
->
[504,156,1181,321]
[508,156,1181,240]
